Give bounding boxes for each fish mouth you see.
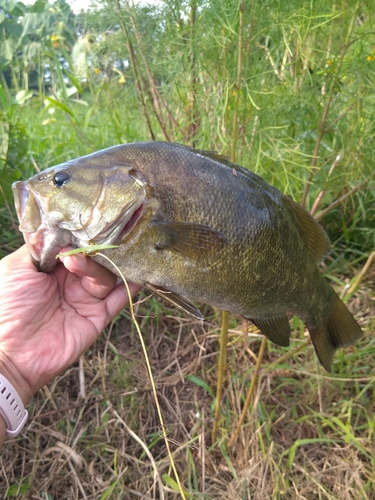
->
[117,202,145,240]
[93,199,146,246]
[13,180,72,271]
[23,226,50,263]
[23,225,72,272]
[14,181,30,224]
[13,186,42,262]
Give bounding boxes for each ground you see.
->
[1,273,374,499]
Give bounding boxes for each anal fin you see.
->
[248,315,291,347]
[145,282,204,320]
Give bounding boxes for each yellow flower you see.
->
[94,68,101,74]
[327,59,333,65]
[51,34,59,41]
[367,55,374,61]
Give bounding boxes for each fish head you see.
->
[12,156,146,272]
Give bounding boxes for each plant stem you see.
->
[97,253,186,500]
[187,0,200,145]
[300,4,359,208]
[227,335,267,448]
[212,310,229,442]
[126,1,175,142]
[230,0,245,162]
[114,0,155,141]
[344,252,375,303]
[315,173,373,221]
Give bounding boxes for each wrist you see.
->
[0,352,33,407]
[0,353,32,439]
[0,373,29,438]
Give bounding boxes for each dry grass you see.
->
[1,271,375,499]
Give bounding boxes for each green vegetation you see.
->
[1,0,374,498]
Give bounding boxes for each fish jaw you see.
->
[23,225,72,272]
[13,180,72,272]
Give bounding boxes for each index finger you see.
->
[60,251,118,299]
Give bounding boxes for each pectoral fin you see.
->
[248,315,291,347]
[152,221,228,257]
[145,282,204,320]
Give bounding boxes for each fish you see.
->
[12,141,362,371]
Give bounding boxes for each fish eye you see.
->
[53,170,71,187]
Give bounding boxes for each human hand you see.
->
[0,245,141,407]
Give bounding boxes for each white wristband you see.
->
[0,373,28,438]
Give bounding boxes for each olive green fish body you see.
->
[12,142,362,370]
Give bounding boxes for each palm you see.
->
[0,246,140,397]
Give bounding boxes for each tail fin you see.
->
[308,292,362,371]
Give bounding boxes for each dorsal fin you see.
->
[192,148,231,165]
[190,147,272,185]
[283,196,331,263]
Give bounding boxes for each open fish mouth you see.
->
[27,198,145,270]
[91,198,146,246]
[23,224,72,271]
[13,180,73,270]
[116,202,145,241]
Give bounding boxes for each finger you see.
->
[61,252,118,299]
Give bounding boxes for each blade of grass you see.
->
[212,309,229,442]
[227,335,267,448]
[96,252,187,500]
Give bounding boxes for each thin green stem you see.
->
[212,310,229,442]
[97,253,187,500]
[227,335,267,448]
[301,4,360,208]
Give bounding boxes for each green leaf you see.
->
[285,438,335,468]
[162,474,193,498]
[0,38,17,62]
[21,12,43,39]
[185,374,215,398]
[5,482,31,497]
[99,477,120,500]
[0,0,18,13]
[14,90,33,106]
[0,117,29,200]
[29,0,48,13]
[44,96,74,116]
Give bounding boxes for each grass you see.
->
[1,276,374,499]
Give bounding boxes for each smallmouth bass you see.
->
[12,141,362,371]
